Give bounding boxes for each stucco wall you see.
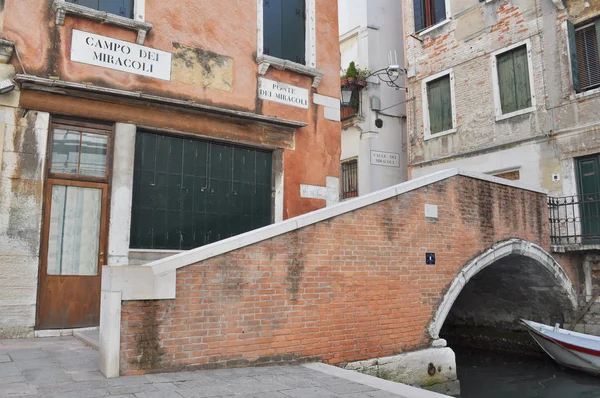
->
[3,0,342,220]
[405,0,600,194]
[0,110,49,338]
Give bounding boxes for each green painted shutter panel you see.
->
[427,76,452,134]
[567,21,581,92]
[131,133,273,250]
[414,0,425,32]
[577,155,600,244]
[497,46,531,114]
[282,0,306,64]
[263,0,283,58]
[574,21,600,91]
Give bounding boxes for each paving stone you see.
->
[223,376,287,394]
[37,380,108,394]
[176,384,234,398]
[279,386,340,397]
[248,392,292,398]
[323,381,379,394]
[133,391,184,398]
[106,375,151,387]
[69,370,106,381]
[0,375,26,385]
[0,362,22,377]
[41,387,110,398]
[8,349,49,360]
[0,382,38,396]
[13,357,59,371]
[0,355,11,363]
[252,373,320,389]
[21,368,73,384]
[146,372,197,383]
[106,384,158,396]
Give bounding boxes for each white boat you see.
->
[521,319,600,375]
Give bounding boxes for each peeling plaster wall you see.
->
[405,0,600,195]
[0,110,49,338]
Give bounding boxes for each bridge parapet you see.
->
[100,169,571,391]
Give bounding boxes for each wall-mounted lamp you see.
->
[0,79,15,94]
[341,85,354,107]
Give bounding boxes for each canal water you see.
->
[456,348,600,397]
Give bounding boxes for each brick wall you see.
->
[119,175,562,375]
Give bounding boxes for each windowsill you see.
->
[424,127,457,140]
[574,86,600,100]
[417,18,452,37]
[257,54,324,89]
[495,106,536,121]
[52,0,152,44]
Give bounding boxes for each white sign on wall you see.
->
[300,184,328,200]
[370,151,400,167]
[70,29,172,81]
[258,77,309,109]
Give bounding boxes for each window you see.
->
[568,19,600,93]
[422,70,456,139]
[414,0,447,32]
[130,132,273,250]
[66,0,134,18]
[341,160,358,199]
[263,0,306,64]
[491,41,536,120]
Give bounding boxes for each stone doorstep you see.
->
[33,327,100,351]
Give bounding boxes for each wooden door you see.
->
[37,120,111,330]
[577,154,600,244]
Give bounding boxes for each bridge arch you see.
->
[428,239,578,339]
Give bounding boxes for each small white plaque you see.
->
[300,184,327,200]
[71,29,172,81]
[370,151,400,167]
[258,77,309,109]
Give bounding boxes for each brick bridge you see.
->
[99,169,579,390]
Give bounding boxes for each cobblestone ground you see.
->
[0,336,414,398]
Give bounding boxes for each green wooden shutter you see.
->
[414,0,425,32]
[282,0,306,64]
[263,0,283,58]
[567,21,581,92]
[497,46,531,114]
[577,155,600,244]
[427,75,452,134]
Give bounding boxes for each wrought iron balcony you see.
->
[548,193,600,247]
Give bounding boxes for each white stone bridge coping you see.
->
[99,168,549,377]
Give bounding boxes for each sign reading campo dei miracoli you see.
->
[70,29,172,81]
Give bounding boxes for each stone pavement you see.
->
[0,336,449,398]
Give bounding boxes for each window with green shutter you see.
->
[130,132,273,250]
[496,45,532,115]
[66,0,134,18]
[568,19,600,93]
[426,75,453,135]
[263,0,306,64]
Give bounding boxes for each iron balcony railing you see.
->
[548,193,600,246]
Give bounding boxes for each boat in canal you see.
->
[521,319,600,375]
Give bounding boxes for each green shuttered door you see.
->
[130,132,272,250]
[577,155,600,244]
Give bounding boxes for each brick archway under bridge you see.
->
[99,169,580,381]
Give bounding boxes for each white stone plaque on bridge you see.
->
[370,151,400,167]
[258,77,309,109]
[70,29,172,81]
